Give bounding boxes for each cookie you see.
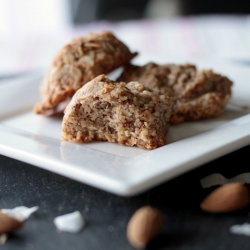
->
[34,31,138,116]
[62,74,174,150]
[117,62,233,124]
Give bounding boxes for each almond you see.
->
[0,212,24,234]
[200,182,250,213]
[126,206,163,249]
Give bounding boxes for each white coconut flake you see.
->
[54,211,85,233]
[229,223,250,236]
[1,206,39,222]
[200,173,250,188]
[0,234,8,245]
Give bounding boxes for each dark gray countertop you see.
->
[1,144,250,250]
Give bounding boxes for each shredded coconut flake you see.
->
[1,206,39,222]
[200,173,250,188]
[54,211,85,233]
[230,223,250,236]
[0,234,8,245]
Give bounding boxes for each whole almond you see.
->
[126,206,163,249]
[200,182,250,213]
[0,212,24,234]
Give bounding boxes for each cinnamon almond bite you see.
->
[117,62,233,124]
[62,74,174,150]
[34,31,138,116]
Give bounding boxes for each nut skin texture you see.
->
[0,212,24,234]
[126,206,163,249]
[200,182,250,213]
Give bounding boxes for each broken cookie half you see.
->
[62,74,174,150]
[34,31,138,116]
[117,62,233,124]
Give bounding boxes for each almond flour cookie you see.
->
[117,62,233,124]
[62,74,174,150]
[34,31,138,116]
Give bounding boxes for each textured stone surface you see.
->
[0,145,250,250]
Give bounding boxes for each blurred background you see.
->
[0,0,250,76]
[69,0,250,23]
[2,0,250,32]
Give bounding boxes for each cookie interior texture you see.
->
[117,62,233,124]
[34,31,138,116]
[62,74,174,150]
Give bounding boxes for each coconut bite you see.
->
[34,31,138,116]
[62,75,174,150]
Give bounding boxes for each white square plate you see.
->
[0,55,250,196]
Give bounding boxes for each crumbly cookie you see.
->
[117,62,233,124]
[62,74,174,150]
[34,31,138,116]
